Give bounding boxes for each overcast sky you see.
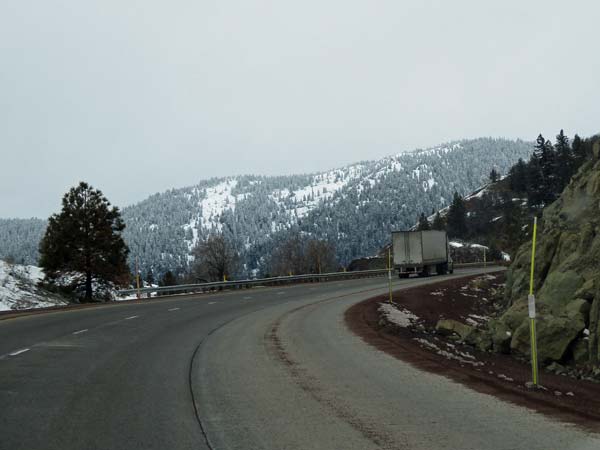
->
[1,1,599,218]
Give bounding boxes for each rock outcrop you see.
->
[497,145,600,366]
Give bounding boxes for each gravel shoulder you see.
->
[346,273,600,431]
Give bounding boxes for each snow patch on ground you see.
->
[0,260,68,311]
[379,302,419,327]
[413,337,484,367]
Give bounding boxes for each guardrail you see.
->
[117,261,502,298]
[117,268,389,297]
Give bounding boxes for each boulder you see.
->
[572,338,589,366]
[489,320,513,354]
[574,279,596,302]
[464,327,493,352]
[510,314,585,364]
[546,362,566,375]
[494,158,600,368]
[504,252,530,303]
[565,298,591,325]
[578,223,595,254]
[435,319,473,339]
[537,270,584,312]
[589,295,600,365]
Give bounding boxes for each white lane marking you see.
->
[168,307,180,312]
[124,315,139,320]
[9,348,30,357]
[243,296,252,300]
[72,329,88,335]
[208,302,217,305]
[277,291,285,295]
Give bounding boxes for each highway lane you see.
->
[3,267,598,449]
[1,271,467,450]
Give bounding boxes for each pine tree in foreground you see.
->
[39,182,130,301]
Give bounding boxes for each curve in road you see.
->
[1,268,598,450]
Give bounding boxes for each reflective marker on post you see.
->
[528,294,536,319]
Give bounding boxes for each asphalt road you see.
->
[1,268,599,450]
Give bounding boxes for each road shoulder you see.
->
[345,273,600,432]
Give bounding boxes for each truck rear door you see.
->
[393,232,408,265]
[408,232,423,264]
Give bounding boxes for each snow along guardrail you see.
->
[117,262,502,298]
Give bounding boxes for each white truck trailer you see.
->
[392,230,453,278]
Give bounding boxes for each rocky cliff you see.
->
[492,142,600,367]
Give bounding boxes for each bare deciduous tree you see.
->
[305,239,337,274]
[192,233,238,282]
[268,234,337,276]
[268,233,306,276]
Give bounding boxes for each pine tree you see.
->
[533,134,557,201]
[526,154,545,206]
[146,268,155,286]
[446,192,468,238]
[489,168,499,183]
[432,212,445,231]
[554,129,573,190]
[161,270,177,286]
[572,134,586,167]
[416,212,431,231]
[509,158,528,193]
[39,182,130,301]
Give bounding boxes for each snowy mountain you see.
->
[120,138,532,276]
[0,138,533,277]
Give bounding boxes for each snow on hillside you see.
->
[199,179,239,229]
[186,144,463,243]
[272,165,368,219]
[118,138,534,275]
[0,260,68,311]
[0,138,533,279]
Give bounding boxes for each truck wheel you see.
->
[419,266,430,277]
[398,273,409,279]
[436,263,445,275]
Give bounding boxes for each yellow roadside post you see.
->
[135,256,141,300]
[388,248,393,304]
[528,217,540,387]
[223,274,227,282]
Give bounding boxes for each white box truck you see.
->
[392,230,453,278]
